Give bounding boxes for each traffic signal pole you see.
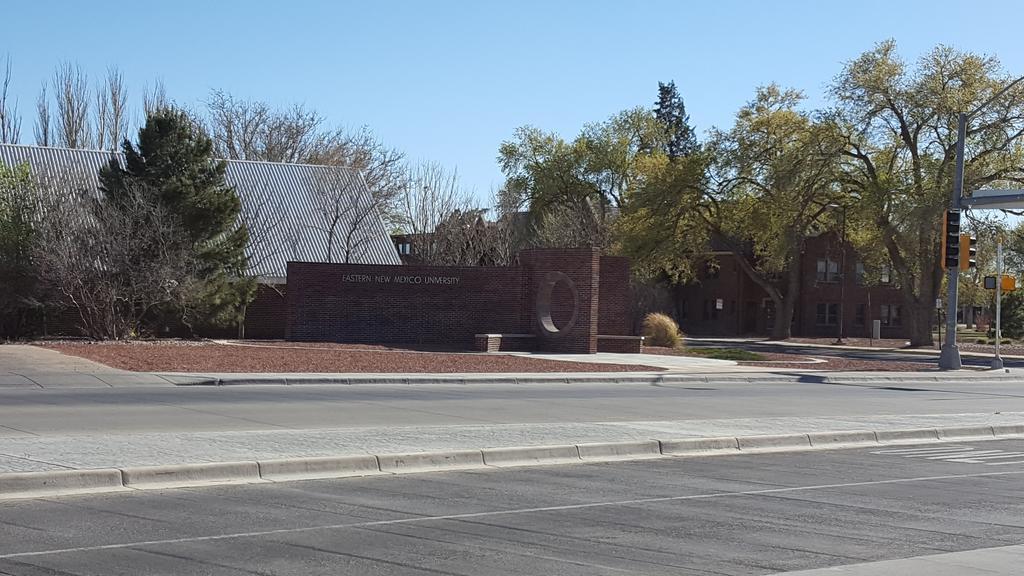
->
[939,113,966,370]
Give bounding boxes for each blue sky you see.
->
[4,0,1024,203]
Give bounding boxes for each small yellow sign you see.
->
[1002,275,1017,291]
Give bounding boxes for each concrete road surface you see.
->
[2,378,1024,436]
[3,439,1024,575]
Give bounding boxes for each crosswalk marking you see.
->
[874,446,974,455]
[871,445,1024,467]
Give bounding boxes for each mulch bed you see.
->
[37,342,661,373]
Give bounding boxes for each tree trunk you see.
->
[906,300,934,347]
[770,294,792,340]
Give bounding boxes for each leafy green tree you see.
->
[620,85,845,339]
[100,108,253,331]
[993,289,1024,340]
[830,40,1024,346]
[498,108,663,248]
[0,162,38,337]
[654,81,697,159]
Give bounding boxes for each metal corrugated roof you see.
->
[0,143,401,278]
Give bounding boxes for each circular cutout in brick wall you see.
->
[536,271,578,336]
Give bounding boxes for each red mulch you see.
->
[36,342,662,373]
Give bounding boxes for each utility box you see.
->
[872,319,881,340]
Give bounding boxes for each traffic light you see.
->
[959,233,977,270]
[942,209,961,269]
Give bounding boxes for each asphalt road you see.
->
[688,338,1024,368]
[2,377,1024,436]
[2,440,1024,575]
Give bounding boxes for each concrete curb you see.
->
[808,430,878,447]
[121,461,263,489]
[4,425,1024,500]
[161,371,1023,387]
[737,433,812,452]
[578,440,662,460]
[258,455,383,481]
[378,450,486,473]
[482,445,581,467]
[0,468,125,499]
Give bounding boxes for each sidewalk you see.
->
[0,345,169,388]
[772,544,1024,575]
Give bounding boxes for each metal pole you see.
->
[836,205,847,344]
[939,113,966,370]
[993,242,1004,370]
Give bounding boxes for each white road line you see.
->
[4,469,1024,560]
[985,460,1024,466]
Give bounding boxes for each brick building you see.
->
[674,232,908,339]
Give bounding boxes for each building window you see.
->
[816,303,839,326]
[854,303,866,326]
[816,259,840,283]
[855,262,866,286]
[880,304,902,326]
[880,265,892,284]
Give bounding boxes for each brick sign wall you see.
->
[285,248,632,352]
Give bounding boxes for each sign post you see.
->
[993,243,1004,370]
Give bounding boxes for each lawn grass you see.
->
[687,348,766,361]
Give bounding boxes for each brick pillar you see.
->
[521,248,600,353]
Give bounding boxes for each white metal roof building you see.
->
[0,143,401,280]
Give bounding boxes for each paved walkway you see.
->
[1,412,1021,473]
[773,544,1024,575]
[525,351,771,372]
[0,345,168,387]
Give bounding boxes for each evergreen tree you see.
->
[100,108,253,331]
[654,81,697,159]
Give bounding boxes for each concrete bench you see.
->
[597,335,645,353]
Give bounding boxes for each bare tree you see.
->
[0,55,20,144]
[52,62,91,148]
[95,67,128,151]
[204,90,406,228]
[34,83,50,146]
[34,174,195,339]
[142,79,168,117]
[308,166,382,263]
[399,162,474,263]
